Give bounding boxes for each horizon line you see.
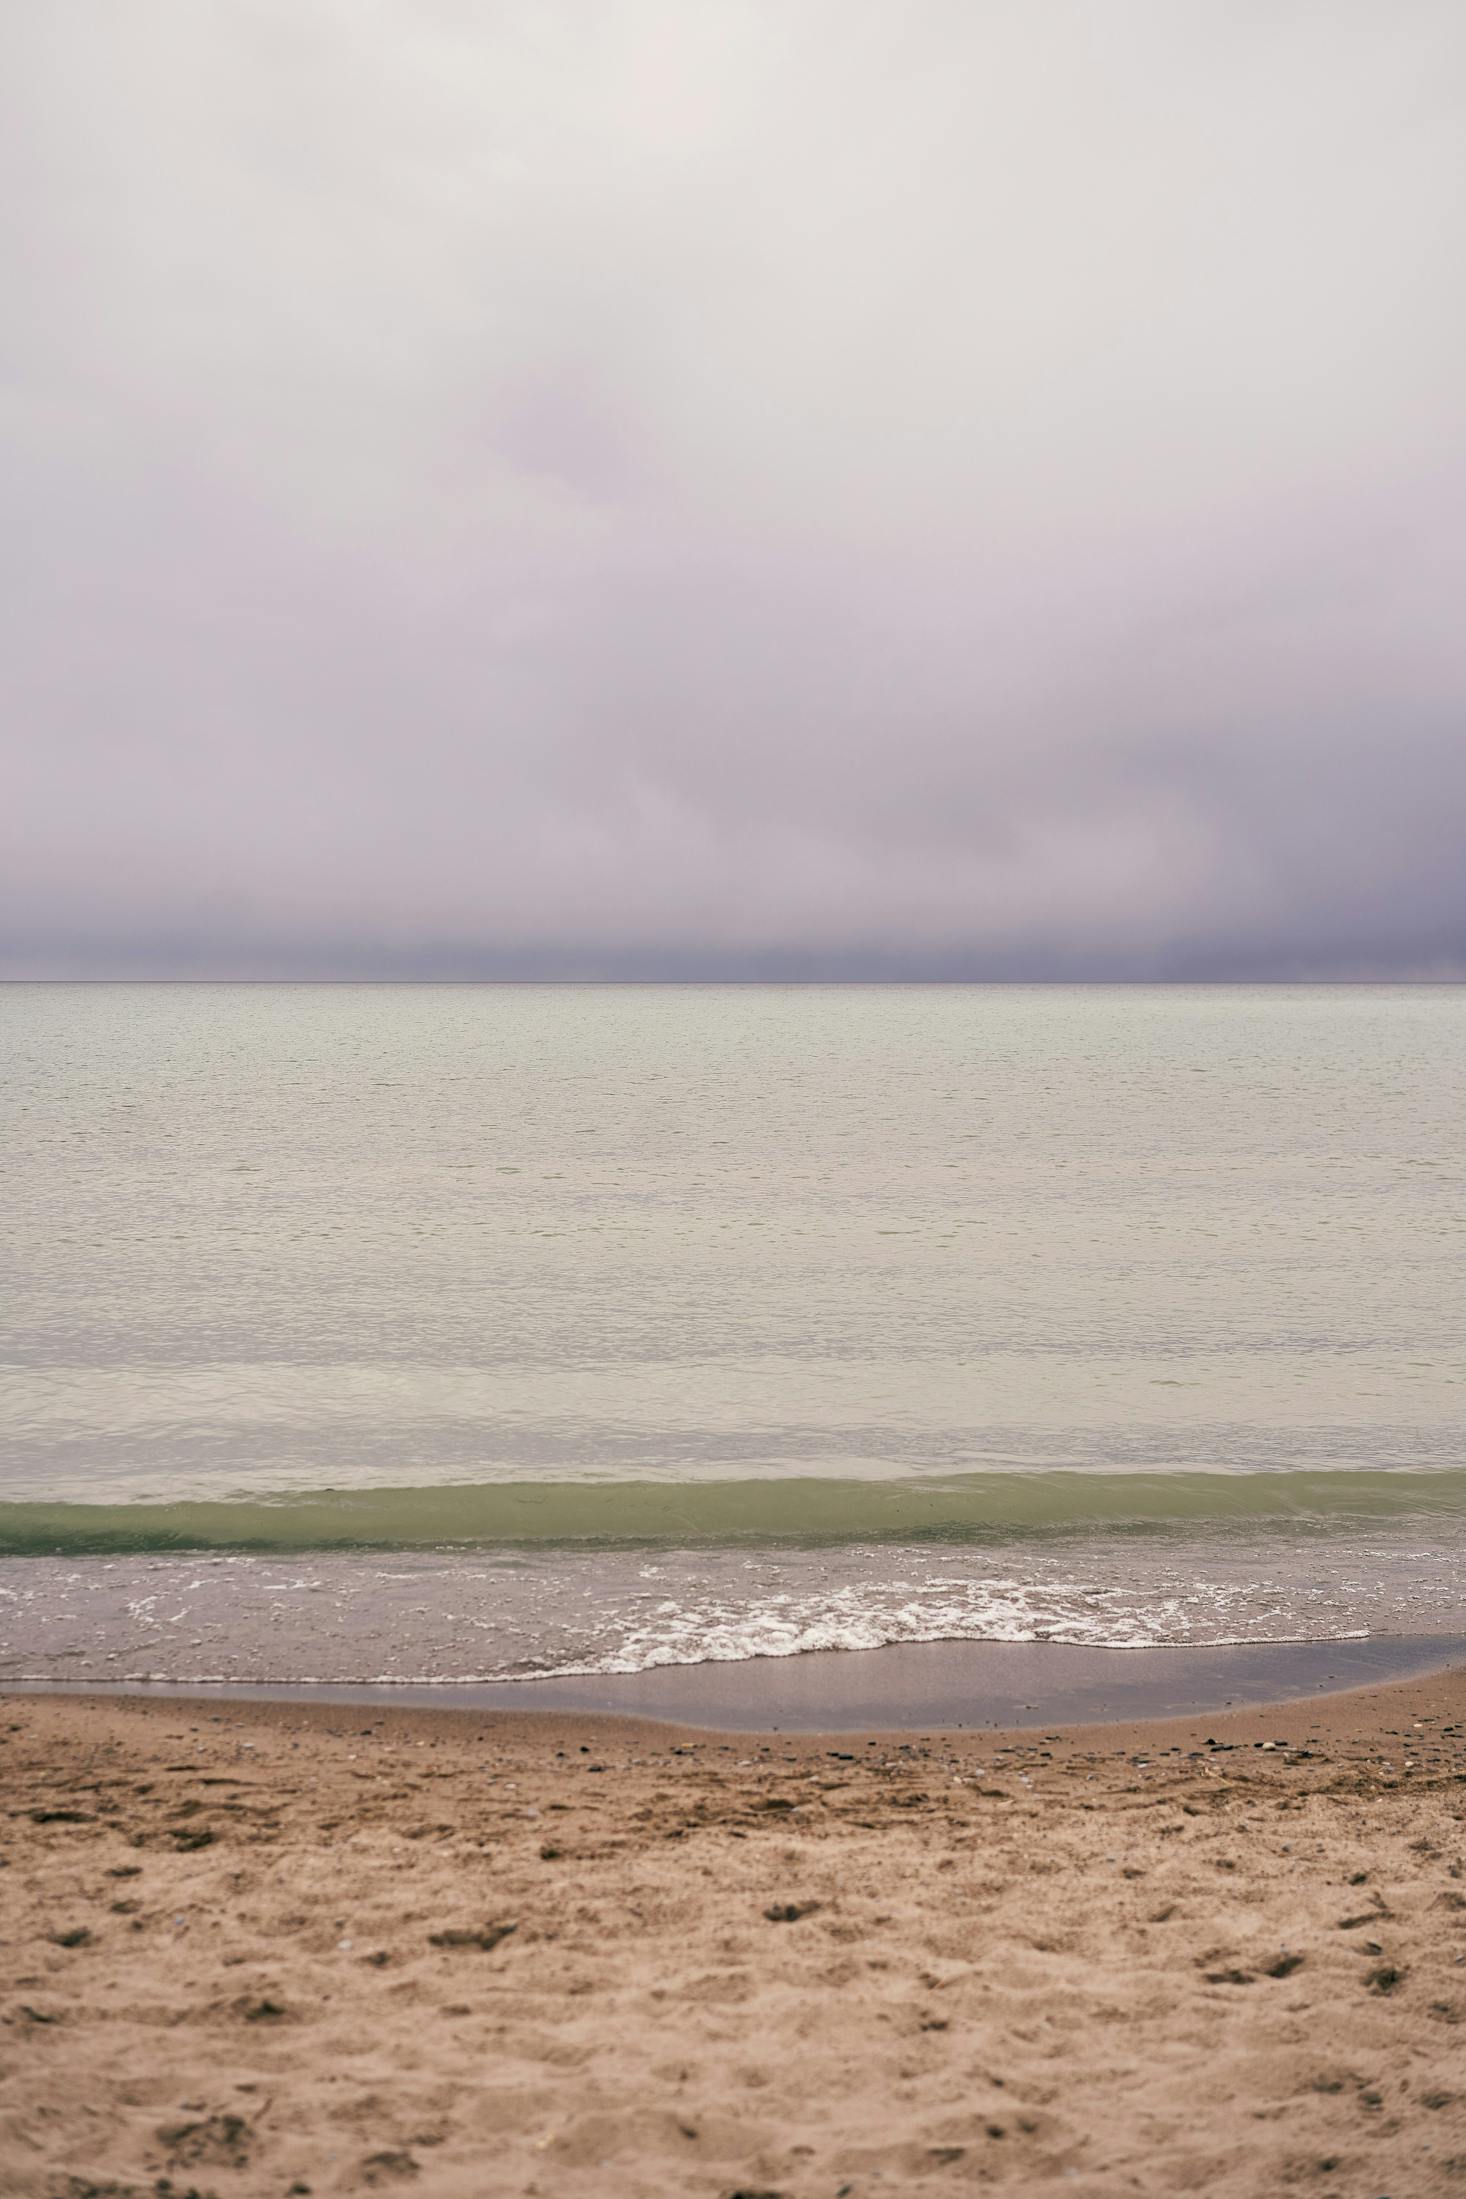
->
[3,976,1464,990]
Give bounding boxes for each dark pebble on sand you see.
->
[428,1921,517,1952]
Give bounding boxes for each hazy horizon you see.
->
[4,974,1466,988]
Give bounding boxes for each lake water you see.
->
[2,983,1464,1687]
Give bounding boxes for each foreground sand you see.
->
[2,1671,1465,2198]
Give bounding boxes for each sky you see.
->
[3,1,1464,979]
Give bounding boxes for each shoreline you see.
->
[9,1648,1466,1760]
[7,1628,1464,1732]
[8,1647,1466,1757]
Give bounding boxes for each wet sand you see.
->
[2,1665,1465,2197]
[12,1629,1461,1730]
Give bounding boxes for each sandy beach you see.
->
[2,1666,1465,2198]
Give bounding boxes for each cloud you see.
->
[3,0,1464,976]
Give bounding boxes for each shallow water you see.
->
[3,983,1463,1679]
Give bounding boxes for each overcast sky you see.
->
[3,2,1464,978]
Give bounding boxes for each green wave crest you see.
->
[2,1468,1465,1555]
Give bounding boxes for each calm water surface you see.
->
[2,984,1464,1681]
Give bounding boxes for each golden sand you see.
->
[3,1669,1465,2197]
